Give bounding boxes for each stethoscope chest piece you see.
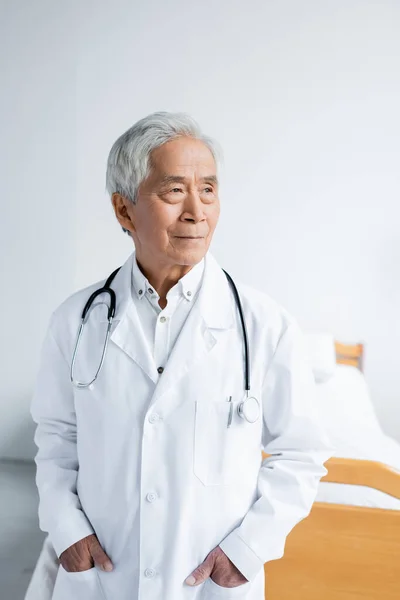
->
[237,395,260,423]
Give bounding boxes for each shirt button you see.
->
[157,366,164,374]
[144,568,156,578]
[187,291,192,296]
[146,492,158,503]
[148,413,161,424]
[160,316,168,323]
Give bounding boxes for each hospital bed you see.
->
[264,340,400,600]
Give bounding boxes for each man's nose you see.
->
[182,191,205,222]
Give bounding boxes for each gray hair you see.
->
[105,111,221,207]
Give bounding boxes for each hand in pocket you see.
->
[60,534,113,573]
[185,545,248,588]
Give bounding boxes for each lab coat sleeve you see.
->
[31,315,95,558]
[219,319,334,582]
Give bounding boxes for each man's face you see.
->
[115,137,220,267]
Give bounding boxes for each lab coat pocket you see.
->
[202,577,251,598]
[194,400,258,486]
[52,565,107,600]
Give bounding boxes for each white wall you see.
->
[1,0,399,459]
[0,3,77,459]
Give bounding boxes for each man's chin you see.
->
[172,246,208,266]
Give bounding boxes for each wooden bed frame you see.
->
[263,342,400,599]
[335,341,364,371]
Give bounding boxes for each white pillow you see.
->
[305,333,336,383]
[315,364,383,452]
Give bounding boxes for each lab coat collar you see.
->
[100,250,235,386]
[103,250,234,330]
[198,251,235,330]
[97,253,158,384]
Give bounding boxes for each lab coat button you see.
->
[148,413,161,424]
[146,492,158,502]
[144,568,156,578]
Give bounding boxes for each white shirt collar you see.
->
[131,254,205,303]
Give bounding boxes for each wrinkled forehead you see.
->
[148,137,217,180]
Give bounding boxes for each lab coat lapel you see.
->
[150,253,235,408]
[100,252,158,385]
[112,304,159,385]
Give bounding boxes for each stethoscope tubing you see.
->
[70,265,260,423]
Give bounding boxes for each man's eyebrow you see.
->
[200,175,219,185]
[159,174,219,186]
[159,175,186,186]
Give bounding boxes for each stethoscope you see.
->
[70,267,260,424]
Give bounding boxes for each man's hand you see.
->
[185,546,248,588]
[59,534,113,573]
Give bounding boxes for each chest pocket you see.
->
[193,397,262,486]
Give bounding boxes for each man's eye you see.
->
[204,187,213,193]
[171,187,183,193]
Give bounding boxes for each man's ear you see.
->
[111,193,136,234]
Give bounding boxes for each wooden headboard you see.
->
[335,341,364,371]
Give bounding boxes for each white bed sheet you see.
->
[314,364,400,510]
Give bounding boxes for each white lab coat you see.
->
[24,535,59,600]
[31,251,332,600]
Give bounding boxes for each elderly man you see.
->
[28,112,332,600]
